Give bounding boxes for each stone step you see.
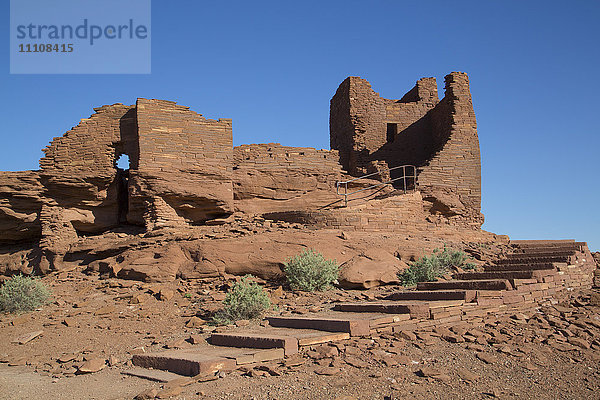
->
[498,256,571,265]
[504,251,575,259]
[333,300,465,319]
[210,328,352,354]
[416,279,512,291]
[266,315,370,336]
[453,270,539,281]
[511,241,585,251]
[210,332,298,355]
[385,289,476,302]
[511,239,576,245]
[131,346,284,377]
[385,290,476,303]
[122,367,187,383]
[511,239,583,245]
[509,247,578,255]
[332,302,425,318]
[484,263,556,272]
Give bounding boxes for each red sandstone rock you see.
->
[11,330,43,345]
[338,249,407,289]
[475,352,497,364]
[77,358,106,374]
[418,367,451,382]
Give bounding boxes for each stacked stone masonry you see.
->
[232,143,343,214]
[373,241,597,333]
[130,99,234,228]
[330,72,482,225]
[0,72,576,277]
[263,192,429,232]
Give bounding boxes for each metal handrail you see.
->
[336,165,417,206]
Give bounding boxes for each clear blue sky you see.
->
[1,1,598,250]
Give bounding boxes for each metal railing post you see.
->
[403,165,407,194]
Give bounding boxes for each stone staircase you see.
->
[125,239,596,381]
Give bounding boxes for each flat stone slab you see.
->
[486,263,556,272]
[333,302,425,319]
[210,333,298,355]
[454,271,538,281]
[416,279,512,291]
[295,331,350,346]
[333,302,411,314]
[11,330,43,345]
[505,250,575,260]
[122,367,184,382]
[509,248,577,255]
[498,256,571,265]
[511,240,583,249]
[132,348,239,376]
[386,290,476,302]
[266,316,370,336]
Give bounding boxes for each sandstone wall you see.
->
[38,104,137,233]
[0,99,237,273]
[330,72,482,225]
[130,99,234,228]
[330,77,386,176]
[418,72,482,224]
[330,77,439,177]
[375,78,438,171]
[39,103,137,177]
[35,104,138,270]
[233,143,343,214]
[263,191,429,232]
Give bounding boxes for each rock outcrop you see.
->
[338,250,407,289]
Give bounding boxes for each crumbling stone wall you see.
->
[130,99,234,228]
[263,191,428,232]
[36,104,138,270]
[330,77,385,176]
[233,143,342,214]
[330,72,482,225]
[38,104,138,237]
[0,99,236,272]
[40,104,138,175]
[418,73,482,224]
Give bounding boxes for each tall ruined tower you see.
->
[330,72,482,225]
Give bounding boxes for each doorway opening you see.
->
[386,123,397,143]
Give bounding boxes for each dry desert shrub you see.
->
[0,274,52,314]
[212,275,271,325]
[399,246,475,286]
[284,249,339,291]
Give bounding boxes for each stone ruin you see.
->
[330,72,482,225]
[0,72,491,281]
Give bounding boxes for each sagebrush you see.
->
[0,275,52,314]
[398,246,476,286]
[284,249,339,291]
[212,275,271,325]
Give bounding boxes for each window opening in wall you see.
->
[115,154,130,224]
[386,123,397,143]
[116,154,130,170]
